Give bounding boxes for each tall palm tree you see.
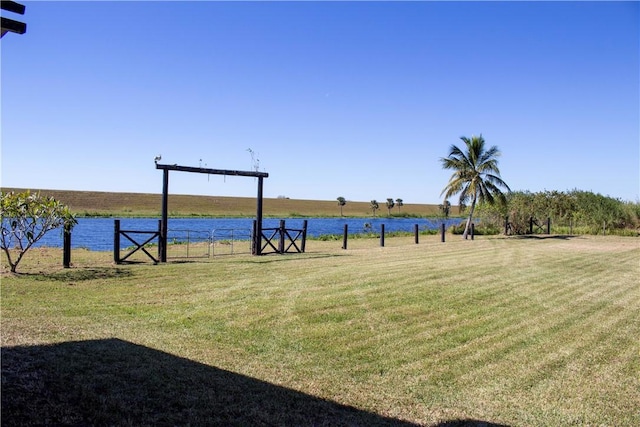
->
[386,198,395,216]
[440,135,511,239]
[395,198,403,213]
[370,200,379,217]
[337,197,346,216]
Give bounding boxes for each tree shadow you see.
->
[431,420,511,427]
[31,267,133,282]
[2,338,421,426]
[237,253,345,264]
[511,234,576,240]
[499,234,579,241]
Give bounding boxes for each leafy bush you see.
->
[475,190,639,236]
[1,191,77,272]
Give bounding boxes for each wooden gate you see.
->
[258,220,307,255]
[114,219,161,264]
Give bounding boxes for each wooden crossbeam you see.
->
[1,1,25,14]
[1,17,25,34]
[155,163,268,178]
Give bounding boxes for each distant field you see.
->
[2,235,639,425]
[1,188,444,218]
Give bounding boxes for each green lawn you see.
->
[2,235,639,426]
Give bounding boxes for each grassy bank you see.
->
[1,188,444,218]
[2,235,639,425]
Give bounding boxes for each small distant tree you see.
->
[1,190,77,273]
[439,200,451,218]
[395,198,403,214]
[370,200,379,217]
[337,197,346,216]
[386,198,395,216]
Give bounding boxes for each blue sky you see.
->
[2,1,638,204]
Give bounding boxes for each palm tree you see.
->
[337,197,346,216]
[395,198,403,214]
[370,200,379,217]
[440,135,511,239]
[439,200,451,218]
[386,198,395,216]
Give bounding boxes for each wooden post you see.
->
[63,222,71,268]
[342,224,348,250]
[160,168,169,262]
[505,216,509,235]
[414,224,419,244]
[252,220,257,255]
[529,217,534,234]
[441,223,445,242]
[546,217,551,234]
[114,219,121,264]
[301,220,307,253]
[471,223,475,240]
[380,224,385,247]
[278,220,286,254]
[255,176,264,255]
[157,220,162,260]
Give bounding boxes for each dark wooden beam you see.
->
[155,163,268,178]
[1,1,26,15]
[1,17,25,35]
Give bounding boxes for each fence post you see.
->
[414,224,419,244]
[278,220,286,254]
[546,217,551,234]
[252,220,257,255]
[504,216,509,235]
[157,220,163,260]
[342,224,348,250]
[471,223,475,240]
[301,220,308,253]
[529,217,534,234]
[441,223,445,242]
[63,222,71,268]
[114,219,121,264]
[380,224,385,247]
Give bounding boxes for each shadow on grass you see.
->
[31,267,133,282]
[512,234,576,240]
[2,338,419,426]
[500,234,578,241]
[431,420,511,427]
[237,253,345,264]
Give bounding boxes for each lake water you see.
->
[35,217,463,251]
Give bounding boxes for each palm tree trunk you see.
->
[462,195,477,240]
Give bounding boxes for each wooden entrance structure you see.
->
[156,163,269,262]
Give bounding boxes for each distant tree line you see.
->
[474,190,640,235]
[337,197,404,217]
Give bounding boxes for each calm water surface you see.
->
[36,217,463,251]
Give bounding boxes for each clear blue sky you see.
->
[2,1,638,204]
